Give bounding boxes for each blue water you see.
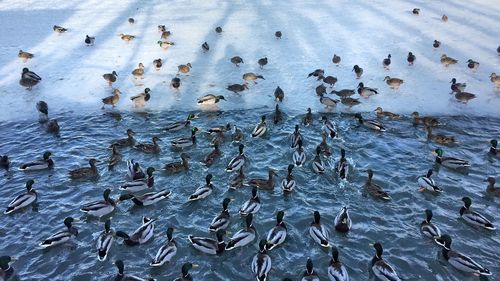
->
[1,109,499,281]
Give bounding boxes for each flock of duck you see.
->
[2,6,500,281]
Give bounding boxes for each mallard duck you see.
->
[302,258,320,281]
[127,17,135,24]
[355,113,386,131]
[0,155,10,170]
[316,84,327,96]
[102,89,121,108]
[435,235,491,276]
[433,148,469,169]
[240,187,261,215]
[319,93,339,108]
[114,260,156,281]
[96,219,114,262]
[411,112,439,127]
[420,209,441,240]
[171,77,181,89]
[80,189,120,217]
[116,217,155,246]
[229,168,245,189]
[485,177,500,196]
[135,136,160,153]
[110,129,135,148]
[450,78,466,93]
[226,214,256,250]
[151,228,177,267]
[124,190,172,207]
[34,101,59,134]
[174,263,198,281]
[171,127,198,148]
[69,159,99,179]
[266,211,287,250]
[460,197,495,230]
[441,54,458,66]
[303,108,313,126]
[289,125,302,149]
[412,8,420,14]
[108,144,122,168]
[407,52,416,65]
[226,83,248,93]
[19,151,54,171]
[281,165,296,192]
[161,30,171,39]
[178,63,192,74]
[209,198,232,232]
[308,69,325,79]
[130,88,151,108]
[226,144,245,172]
[201,143,221,167]
[442,14,448,21]
[119,33,135,42]
[273,104,283,124]
[132,63,145,79]
[293,139,307,167]
[275,30,282,38]
[323,76,338,87]
[243,72,265,84]
[4,180,37,215]
[197,94,225,105]
[40,217,78,248]
[331,89,355,98]
[258,57,268,69]
[490,73,500,87]
[334,206,351,233]
[274,86,284,102]
[53,25,67,33]
[312,146,325,174]
[433,40,441,48]
[153,58,162,71]
[365,169,391,200]
[0,256,16,281]
[384,76,404,89]
[352,65,363,79]
[467,59,479,71]
[417,169,442,193]
[165,113,196,132]
[371,242,401,281]
[340,97,361,108]
[102,71,117,86]
[490,139,498,156]
[357,82,378,98]
[455,91,476,103]
[328,246,349,281]
[84,35,95,46]
[201,42,209,52]
[375,107,400,119]
[120,167,155,193]
[230,56,244,66]
[188,174,214,201]
[318,132,332,156]
[252,115,267,138]
[158,25,166,32]
[426,127,456,145]
[19,68,41,90]
[127,159,145,180]
[252,239,272,281]
[247,169,277,190]
[383,54,391,69]
[18,50,34,61]
[163,153,189,172]
[214,26,223,33]
[321,116,336,138]
[309,211,330,247]
[188,229,226,255]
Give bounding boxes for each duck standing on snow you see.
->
[243,72,265,84]
[151,227,177,267]
[332,54,341,65]
[383,54,391,69]
[440,54,458,66]
[153,58,162,71]
[209,198,232,232]
[171,127,198,148]
[275,30,282,39]
[352,65,363,79]
[309,211,330,247]
[357,82,378,98]
[135,136,161,154]
[113,260,156,281]
[230,56,244,66]
[460,197,495,230]
[96,219,114,262]
[364,169,391,200]
[102,71,117,86]
[4,180,37,215]
[433,148,469,169]
[239,187,261,216]
[252,115,267,138]
[489,73,500,88]
[188,229,226,255]
[467,59,480,71]
[420,209,441,240]
[102,89,121,108]
[433,40,441,48]
[171,77,181,89]
[130,88,151,108]
[19,151,54,171]
[323,75,337,87]
[225,214,256,250]
[407,52,416,65]
[450,78,466,93]
[370,242,401,281]
[485,177,500,196]
[226,83,248,93]
[120,167,155,193]
[307,69,324,80]
[84,35,95,46]
[319,93,338,108]
[334,206,352,233]
[188,174,214,201]
[274,86,284,102]
[328,246,349,281]
[258,57,268,69]
[266,211,287,250]
[116,217,155,246]
[80,189,121,217]
[281,165,296,192]
[384,76,404,89]
[39,217,78,248]
[455,91,476,103]
[19,68,41,90]
[53,25,67,33]
[157,41,175,49]
[18,50,34,61]
[69,159,99,180]
[417,169,443,193]
[132,63,145,79]
[252,239,272,281]
[178,63,192,74]
[201,42,209,52]
[197,94,225,105]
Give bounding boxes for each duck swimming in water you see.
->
[188,229,226,255]
[417,169,443,193]
[460,197,495,230]
[19,151,54,171]
[252,239,272,281]
[433,148,469,169]
[0,155,10,170]
[355,113,386,131]
[334,206,351,233]
[40,217,78,248]
[246,169,277,190]
[4,180,37,215]
[370,242,401,281]
[163,153,189,172]
[80,189,120,217]
[312,146,325,174]
[266,211,287,250]
[485,177,500,196]
[226,144,246,172]
[426,126,456,145]
[110,129,135,148]
[420,209,441,240]
[174,263,198,281]
[230,168,245,189]
[120,167,155,193]
[489,139,498,156]
[151,228,177,267]
[225,213,256,250]
[375,107,400,119]
[116,217,155,246]
[171,128,199,148]
[293,139,306,167]
[114,259,156,281]
[165,113,196,132]
[328,246,349,281]
[302,258,320,281]
[209,198,232,232]
[239,187,261,216]
[252,115,267,138]
[309,211,330,247]
[412,112,439,127]
[364,169,391,200]
[281,165,296,192]
[0,255,16,281]
[135,136,161,153]
[336,148,349,179]
[69,159,99,179]
[188,174,214,201]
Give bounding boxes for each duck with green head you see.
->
[120,167,155,193]
[40,217,78,248]
[370,242,401,281]
[239,187,261,216]
[209,198,232,232]
[252,239,271,281]
[266,211,287,250]
[460,197,495,230]
[151,227,177,267]
[80,189,120,217]
[226,144,246,172]
[188,174,214,201]
[302,258,320,281]
[417,169,443,193]
[121,189,172,207]
[420,209,441,240]
[188,229,226,255]
[328,246,349,281]
[489,139,498,156]
[433,148,470,169]
[281,165,296,192]
[226,214,256,251]
[4,180,37,215]
[309,211,330,247]
[293,139,306,167]
[174,263,198,281]
[114,259,156,281]
[171,127,199,148]
[96,219,114,262]
[252,115,267,138]
[197,94,225,105]
[19,151,54,171]
[116,217,155,246]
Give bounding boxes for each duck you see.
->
[433,148,469,169]
[226,83,249,93]
[151,228,177,267]
[153,58,162,71]
[201,42,209,52]
[0,155,10,170]
[334,206,352,233]
[293,139,307,167]
[355,113,386,131]
[108,144,122,169]
[19,68,41,90]
[243,72,265,84]
[411,112,439,127]
[384,76,404,89]
[230,56,244,66]
[266,211,287,250]
[127,159,145,180]
[110,129,135,148]
[467,59,479,71]
[440,54,458,66]
[309,211,330,247]
[102,89,121,108]
[420,209,441,240]
[365,169,391,200]
[490,139,498,156]
[178,63,192,74]
[130,88,151,108]
[18,50,34,61]
[201,143,221,167]
[450,78,466,93]
[302,258,320,281]
[328,246,349,281]
[281,165,296,192]
[490,73,500,87]
[239,187,261,216]
[128,17,135,24]
[340,97,361,108]
[303,108,313,126]
[53,25,67,33]
[308,69,325,80]
[352,65,363,79]
[69,159,99,179]
[80,189,120,217]
[319,93,339,108]
[119,33,135,43]
[0,256,16,281]
[135,136,161,153]
[19,151,54,171]
[161,31,172,40]
[252,240,272,281]
[226,144,246,172]
[226,214,256,250]
[407,52,416,65]
[312,147,325,174]
[274,86,284,102]
[273,104,283,124]
[460,197,495,230]
[485,177,500,196]
[116,217,155,246]
[132,63,145,79]
[123,190,172,207]
[357,82,378,97]
[171,77,181,89]
[331,88,355,98]
[188,174,214,201]
[412,8,420,15]
[417,169,443,193]
[4,180,37,215]
[375,107,399,119]
[197,94,225,105]
[96,219,114,262]
[209,198,232,232]
[35,100,59,134]
[163,153,189,172]
[455,91,476,103]
[114,260,156,281]
[318,132,332,156]
[258,57,268,69]
[316,84,327,96]
[84,35,95,46]
[230,168,245,189]
[290,125,303,149]
[323,76,338,87]
[171,127,199,148]
[230,125,244,143]
[120,167,155,193]
[165,113,196,132]
[433,40,441,48]
[383,54,391,69]
[188,229,226,255]
[157,40,175,49]
[370,242,401,281]
[40,217,78,248]
[321,116,336,138]
[426,127,456,145]
[275,30,282,38]
[442,14,448,22]
[252,115,267,138]
[247,169,277,190]
[102,71,117,86]
[174,263,198,281]
[436,235,492,277]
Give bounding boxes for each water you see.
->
[1,109,499,281]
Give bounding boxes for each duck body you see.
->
[151,228,177,267]
[252,240,272,281]
[226,83,248,93]
[226,144,245,172]
[239,187,261,215]
[355,113,386,131]
[129,190,172,206]
[293,139,307,167]
[252,116,267,138]
[246,169,276,190]
[309,211,330,247]
[328,246,350,281]
[434,148,469,169]
[266,211,287,250]
[130,89,151,108]
[336,149,349,180]
[225,214,256,250]
[116,217,155,246]
[435,235,491,276]
[69,159,99,179]
[127,160,145,180]
[460,197,495,230]
[165,114,195,132]
[120,167,155,193]
[281,165,296,192]
[19,68,41,89]
[357,82,378,97]
[188,230,226,255]
[4,180,37,215]
[209,198,232,232]
[188,174,214,201]
[312,147,326,174]
[334,206,352,233]
[365,169,391,200]
[40,217,78,248]
[417,169,442,193]
[164,153,189,172]
[441,54,458,66]
[171,128,198,148]
[96,219,114,261]
[371,243,401,281]
[384,76,403,89]
[486,177,500,196]
[420,209,441,240]
[197,94,225,105]
[80,189,116,217]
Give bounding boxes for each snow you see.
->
[0,0,499,122]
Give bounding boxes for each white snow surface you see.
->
[0,0,499,122]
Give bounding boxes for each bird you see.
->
[120,167,155,193]
[312,146,325,174]
[485,177,500,196]
[153,58,162,71]
[215,26,222,33]
[316,84,327,96]
[467,59,479,71]
[489,139,498,156]
[151,228,177,267]
[171,127,198,148]
[328,246,349,281]
[84,35,95,46]
[69,159,99,179]
[174,263,198,281]
[127,160,145,180]
[157,40,175,49]
[273,104,283,124]
[226,144,246,172]
[35,101,59,134]
[352,65,363,79]
[209,198,232,232]
[340,97,361,108]
[114,260,156,281]
[290,125,303,149]
[80,188,119,217]
[226,83,248,93]
[420,209,441,240]
[18,50,34,61]
[53,25,67,33]
[171,77,181,89]
[412,8,420,15]
[239,187,261,216]
[225,214,256,250]
[411,112,439,127]
[243,72,265,84]
[355,113,386,131]
[0,155,10,170]
[128,17,135,24]
[201,42,209,52]
[308,69,324,79]
[357,82,378,98]
[442,14,448,22]
[266,211,287,250]
[122,190,172,207]
[323,76,337,87]
[158,25,166,32]
[19,68,41,90]
[303,108,313,126]
[19,151,54,171]
[119,34,135,42]
[309,211,330,247]
[130,88,151,108]
[321,116,336,138]
[383,54,391,69]
[302,258,320,281]
[384,76,404,89]
[230,168,245,189]
[334,206,352,233]
[426,126,456,145]
[0,256,16,281]
[258,57,268,69]
[230,56,244,66]
[490,73,500,87]
[102,89,121,108]
[433,40,441,48]
[102,71,117,86]
[450,78,466,93]
[417,169,442,193]
[332,54,341,65]
[4,179,37,215]
[433,148,470,169]
[319,93,338,108]
[188,174,214,201]
[202,142,221,166]
[336,148,349,179]
[407,52,416,65]
[165,113,196,132]
[110,129,135,148]
[96,219,114,262]
[440,54,458,66]
[161,30,171,39]
[460,197,495,230]
[178,63,192,74]
[252,240,272,281]
[293,139,307,167]
[246,169,277,190]
[163,153,189,172]
[364,169,391,200]
[132,63,145,79]
[275,31,282,39]
[116,217,155,246]
[435,235,491,276]
[371,242,401,281]
[252,115,267,138]
[455,91,476,103]
[39,217,78,248]
[135,136,161,154]
[274,86,284,102]
[188,229,226,255]
[374,107,399,119]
